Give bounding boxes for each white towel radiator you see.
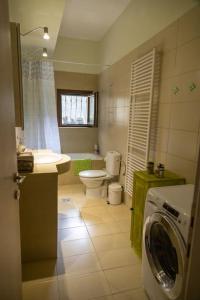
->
[125,48,160,197]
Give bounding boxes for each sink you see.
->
[32,150,71,174]
[34,153,62,164]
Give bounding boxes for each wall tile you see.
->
[171,70,200,102]
[166,154,197,183]
[154,20,178,53]
[161,49,176,80]
[177,6,200,46]
[159,78,173,103]
[59,128,98,153]
[55,71,98,91]
[155,151,167,165]
[168,130,198,161]
[99,7,199,185]
[170,101,200,132]
[175,37,200,75]
[157,103,171,128]
[156,128,169,152]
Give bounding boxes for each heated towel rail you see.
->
[125,48,160,197]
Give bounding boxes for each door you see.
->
[144,212,185,300]
[0,0,22,299]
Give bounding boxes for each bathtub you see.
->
[58,152,105,185]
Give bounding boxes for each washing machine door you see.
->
[144,212,186,300]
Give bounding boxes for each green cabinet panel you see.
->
[130,170,185,257]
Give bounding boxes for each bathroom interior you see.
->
[1,0,200,299]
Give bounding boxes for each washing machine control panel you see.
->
[162,201,189,234]
[163,202,179,218]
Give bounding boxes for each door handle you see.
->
[14,189,21,201]
[14,172,26,185]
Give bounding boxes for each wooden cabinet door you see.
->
[0,0,22,299]
[131,179,147,255]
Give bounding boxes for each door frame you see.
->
[184,146,200,299]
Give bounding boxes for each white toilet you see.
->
[79,151,121,198]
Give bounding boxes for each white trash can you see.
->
[108,183,122,205]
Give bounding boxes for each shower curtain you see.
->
[22,60,61,153]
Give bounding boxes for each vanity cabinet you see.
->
[10,22,24,127]
[130,170,185,257]
[19,169,58,262]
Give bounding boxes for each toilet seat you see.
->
[79,170,107,178]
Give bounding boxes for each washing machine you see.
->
[142,184,194,300]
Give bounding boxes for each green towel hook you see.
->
[172,86,180,95]
[189,82,196,92]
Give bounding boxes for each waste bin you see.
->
[108,183,122,205]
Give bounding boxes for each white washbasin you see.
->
[34,153,63,164]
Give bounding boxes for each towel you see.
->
[74,159,92,176]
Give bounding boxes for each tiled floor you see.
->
[22,184,148,300]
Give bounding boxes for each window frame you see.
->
[57,89,98,128]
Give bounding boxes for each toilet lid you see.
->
[79,170,107,178]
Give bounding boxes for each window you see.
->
[57,89,98,127]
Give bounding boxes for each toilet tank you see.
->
[105,151,121,176]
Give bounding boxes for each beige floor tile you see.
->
[22,259,57,282]
[104,265,142,293]
[116,219,131,233]
[58,201,79,218]
[58,216,84,229]
[97,248,140,270]
[107,205,131,221]
[81,206,110,216]
[107,204,129,214]
[70,193,86,203]
[92,296,114,300]
[110,212,130,222]
[81,206,115,224]
[75,197,108,208]
[92,233,131,252]
[113,288,148,300]
[58,207,81,218]
[22,278,59,300]
[82,211,115,225]
[58,184,84,195]
[58,227,89,242]
[58,271,111,300]
[87,222,122,237]
[57,253,101,276]
[58,238,95,258]
[58,197,75,207]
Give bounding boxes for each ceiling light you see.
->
[43,27,50,40]
[21,26,50,40]
[42,48,48,57]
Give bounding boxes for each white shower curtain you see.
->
[23,60,61,153]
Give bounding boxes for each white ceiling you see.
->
[9,0,65,55]
[59,0,131,41]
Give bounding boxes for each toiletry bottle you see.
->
[94,144,99,154]
[155,163,165,178]
[147,161,154,174]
